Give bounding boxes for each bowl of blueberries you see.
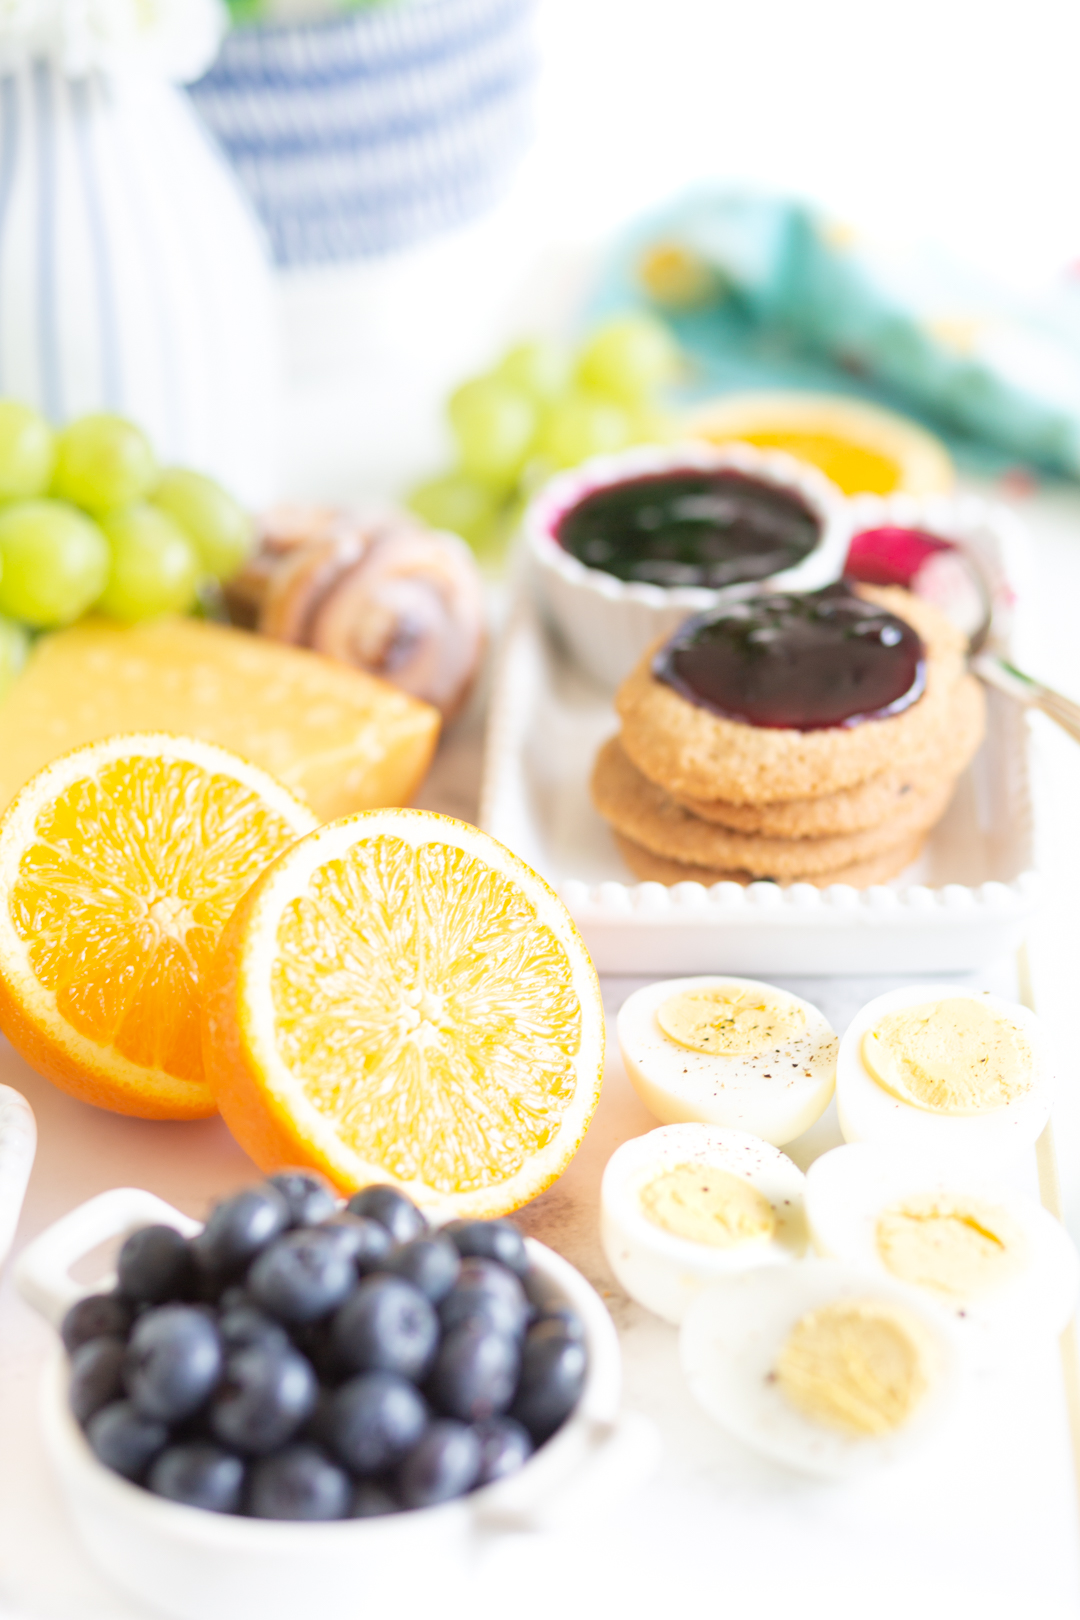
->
[17,1173,652,1620]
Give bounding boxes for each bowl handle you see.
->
[473,1409,660,1533]
[15,1187,200,1328]
[0,1084,36,1268]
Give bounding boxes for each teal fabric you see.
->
[585,191,1080,480]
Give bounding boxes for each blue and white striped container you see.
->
[187,0,537,267]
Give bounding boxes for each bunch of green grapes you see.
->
[0,403,253,699]
[225,0,395,23]
[408,312,679,565]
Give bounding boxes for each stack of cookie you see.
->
[591,585,985,888]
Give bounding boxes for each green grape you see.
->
[0,500,109,626]
[98,505,200,623]
[625,404,676,445]
[536,393,632,470]
[0,615,29,701]
[496,340,573,406]
[0,401,55,500]
[151,466,253,582]
[576,313,679,406]
[477,492,529,569]
[408,472,499,549]
[447,377,537,491]
[51,413,157,515]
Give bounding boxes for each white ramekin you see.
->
[524,439,852,689]
[17,1187,657,1620]
[0,1083,35,1270]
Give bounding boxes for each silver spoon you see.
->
[849,524,1080,744]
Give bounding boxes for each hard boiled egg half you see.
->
[836,985,1053,1167]
[805,1142,1078,1360]
[601,1124,808,1323]
[617,976,838,1146]
[680,1260,962,1478]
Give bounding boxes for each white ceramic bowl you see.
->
[524,439,851,688]
[0,1083,35,1269]
[17,1187,657,1620]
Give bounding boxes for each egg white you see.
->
[679,1260,962,1478]
[617,976,838,1147]
[804,1142,1078,1361]
[600,1124,808,1324]
[836,985,1053,1167]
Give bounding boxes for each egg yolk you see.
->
[639,1163,777,1248]
[862,998,1033,1114]
[775,1299,932,1436]
[876,1195,1023,1298]
[657,986,806,1057]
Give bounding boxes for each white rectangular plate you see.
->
[479,596,1039,976]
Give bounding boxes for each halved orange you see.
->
[202,809,605,1218]
[0,734,316,1119]
[685,392,954,496]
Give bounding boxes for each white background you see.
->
[275,0,1080,495]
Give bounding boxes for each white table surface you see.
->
[8,13,1080,1584]
[2,534,1080,1616]
[2,967,1078,1620]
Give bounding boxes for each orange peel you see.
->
[203,809,605,1218]
[0,733,315,1119]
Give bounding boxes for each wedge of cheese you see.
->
[0,617,441,821]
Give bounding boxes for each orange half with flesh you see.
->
[0,733,316,1118]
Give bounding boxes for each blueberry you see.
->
[345,1186,427,1245]
[248,1228,356,1326]
[384,1236,460,1303]
[329,1372,428,1474]
[122,1306,223,1423]
[472,1416,533,1485]
[439,1258,529,1342]
[266,1170,339,1228]
[148,1442,245,1513]
[69,1337,126,1425]
[291,1319,342,1385]
[217,1285,252,1313]
[247,1445,351,1521]
[298,1386,337,1448]
[217,1303,290,1356]
[61,1292,135,1354]
[426,1325,519,1423]
[117,1225,194,1305]
[530,1308,586,1344]
[331,1276,438,1382]
[87,1400,169,1480]
[509,1327,587,1443]
[443,1219,529,1279]
[209,1344,317,1455]
[190,1185,290,1280]
[350,1481,400,1517]
[395,1420,481,1509]
[317,1214,393,1274]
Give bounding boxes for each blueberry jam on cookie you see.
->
[654,584,926,730]
[555,469,820,588]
